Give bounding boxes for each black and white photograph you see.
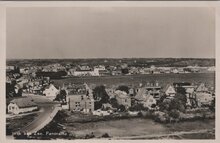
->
[2,3,218,141]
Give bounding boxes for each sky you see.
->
[6,7,215,59]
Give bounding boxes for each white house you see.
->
[163,84,176,98]
[196,83,208,93]
[135,88,157,109]
[8,97,38,115]
[93,65,106,76]
[196,92,213,107]
[43,84,60,99]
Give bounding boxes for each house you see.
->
[135,88,157,109]
[73,69,94,76]
[174,82,197,108]
[93,65,107,76]
[101,103,114,110]
[65,83,94,113]
[195,83,212,107]
[144,82,161,101]
[196,83,208,93]
[93,109,111,116]
[196,92,213,107]
[68,95,94,113]
[172,68,179,74]
[43,84,60,99]
[162,84,176,99]
[8,97,38,114]
[182,85,196,96]
[114,90,131,109]
[173,82,191,88]
[111,70,122,76]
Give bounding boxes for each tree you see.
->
[118,105,126,112]
[169,109,180,119]
[54,90,67,102]
[129,104,145,111]
[93,85,109,110]
[209,98,215,112]
[121,68,129,75]
[175,87,187,105]
[116,85,129,94]
[94,102,103,110]
[158,94,167,105]
[158,99,171,112]
[109,98,119,108]
[93,85,109,103]
[169,98,185,112]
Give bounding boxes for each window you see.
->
[75,102,80,107]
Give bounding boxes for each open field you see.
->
[6,113,39,133]
[64,118,215,139]
[6,58,215,68]
[52,73,215,88]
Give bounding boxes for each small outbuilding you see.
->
[8,97,38,115]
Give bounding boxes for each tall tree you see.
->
[116,85,129,94]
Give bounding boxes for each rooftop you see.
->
[10,97,38,108]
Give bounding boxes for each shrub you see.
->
[169,109,180,119]
[102,133,110,138]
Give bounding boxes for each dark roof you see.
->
[10,97,38,108]
[173,82,191,87]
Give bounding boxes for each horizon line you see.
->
[6,57,215,60]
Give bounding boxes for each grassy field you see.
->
[6,113,38,133]
[64,117,215,139]
[52,73,215,89]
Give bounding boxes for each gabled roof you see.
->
[44,84,59,90]
[115,90,129,99]
[135,88,154,102]
[68,94,93,101]
[10,97,37,108]
[162,84,176,94]
[135,88,146,101]
[196,83,208,92]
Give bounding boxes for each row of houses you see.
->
[7,64,215,81]
[106,82,214,110]
[67,65,110,76]
[7,81,214,115]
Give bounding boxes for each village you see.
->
[6,62,215,139]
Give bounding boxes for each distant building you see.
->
[172,68,179,74]
[93,65,108,76]
[43,84,60,99]
[162,84,176,99]
[101,103,114,110]
[195,83,212,107]
[114,90,131,109]
[65,83,94,113]
[196,92,213,107]
[180,85,197,108]
[173,82,197,108]
[196,83,208,93]
[144,82,161,101]
[135,88,156,109]
[68,95,94,113]
[8,97,38,114]
[111,70,122,76]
